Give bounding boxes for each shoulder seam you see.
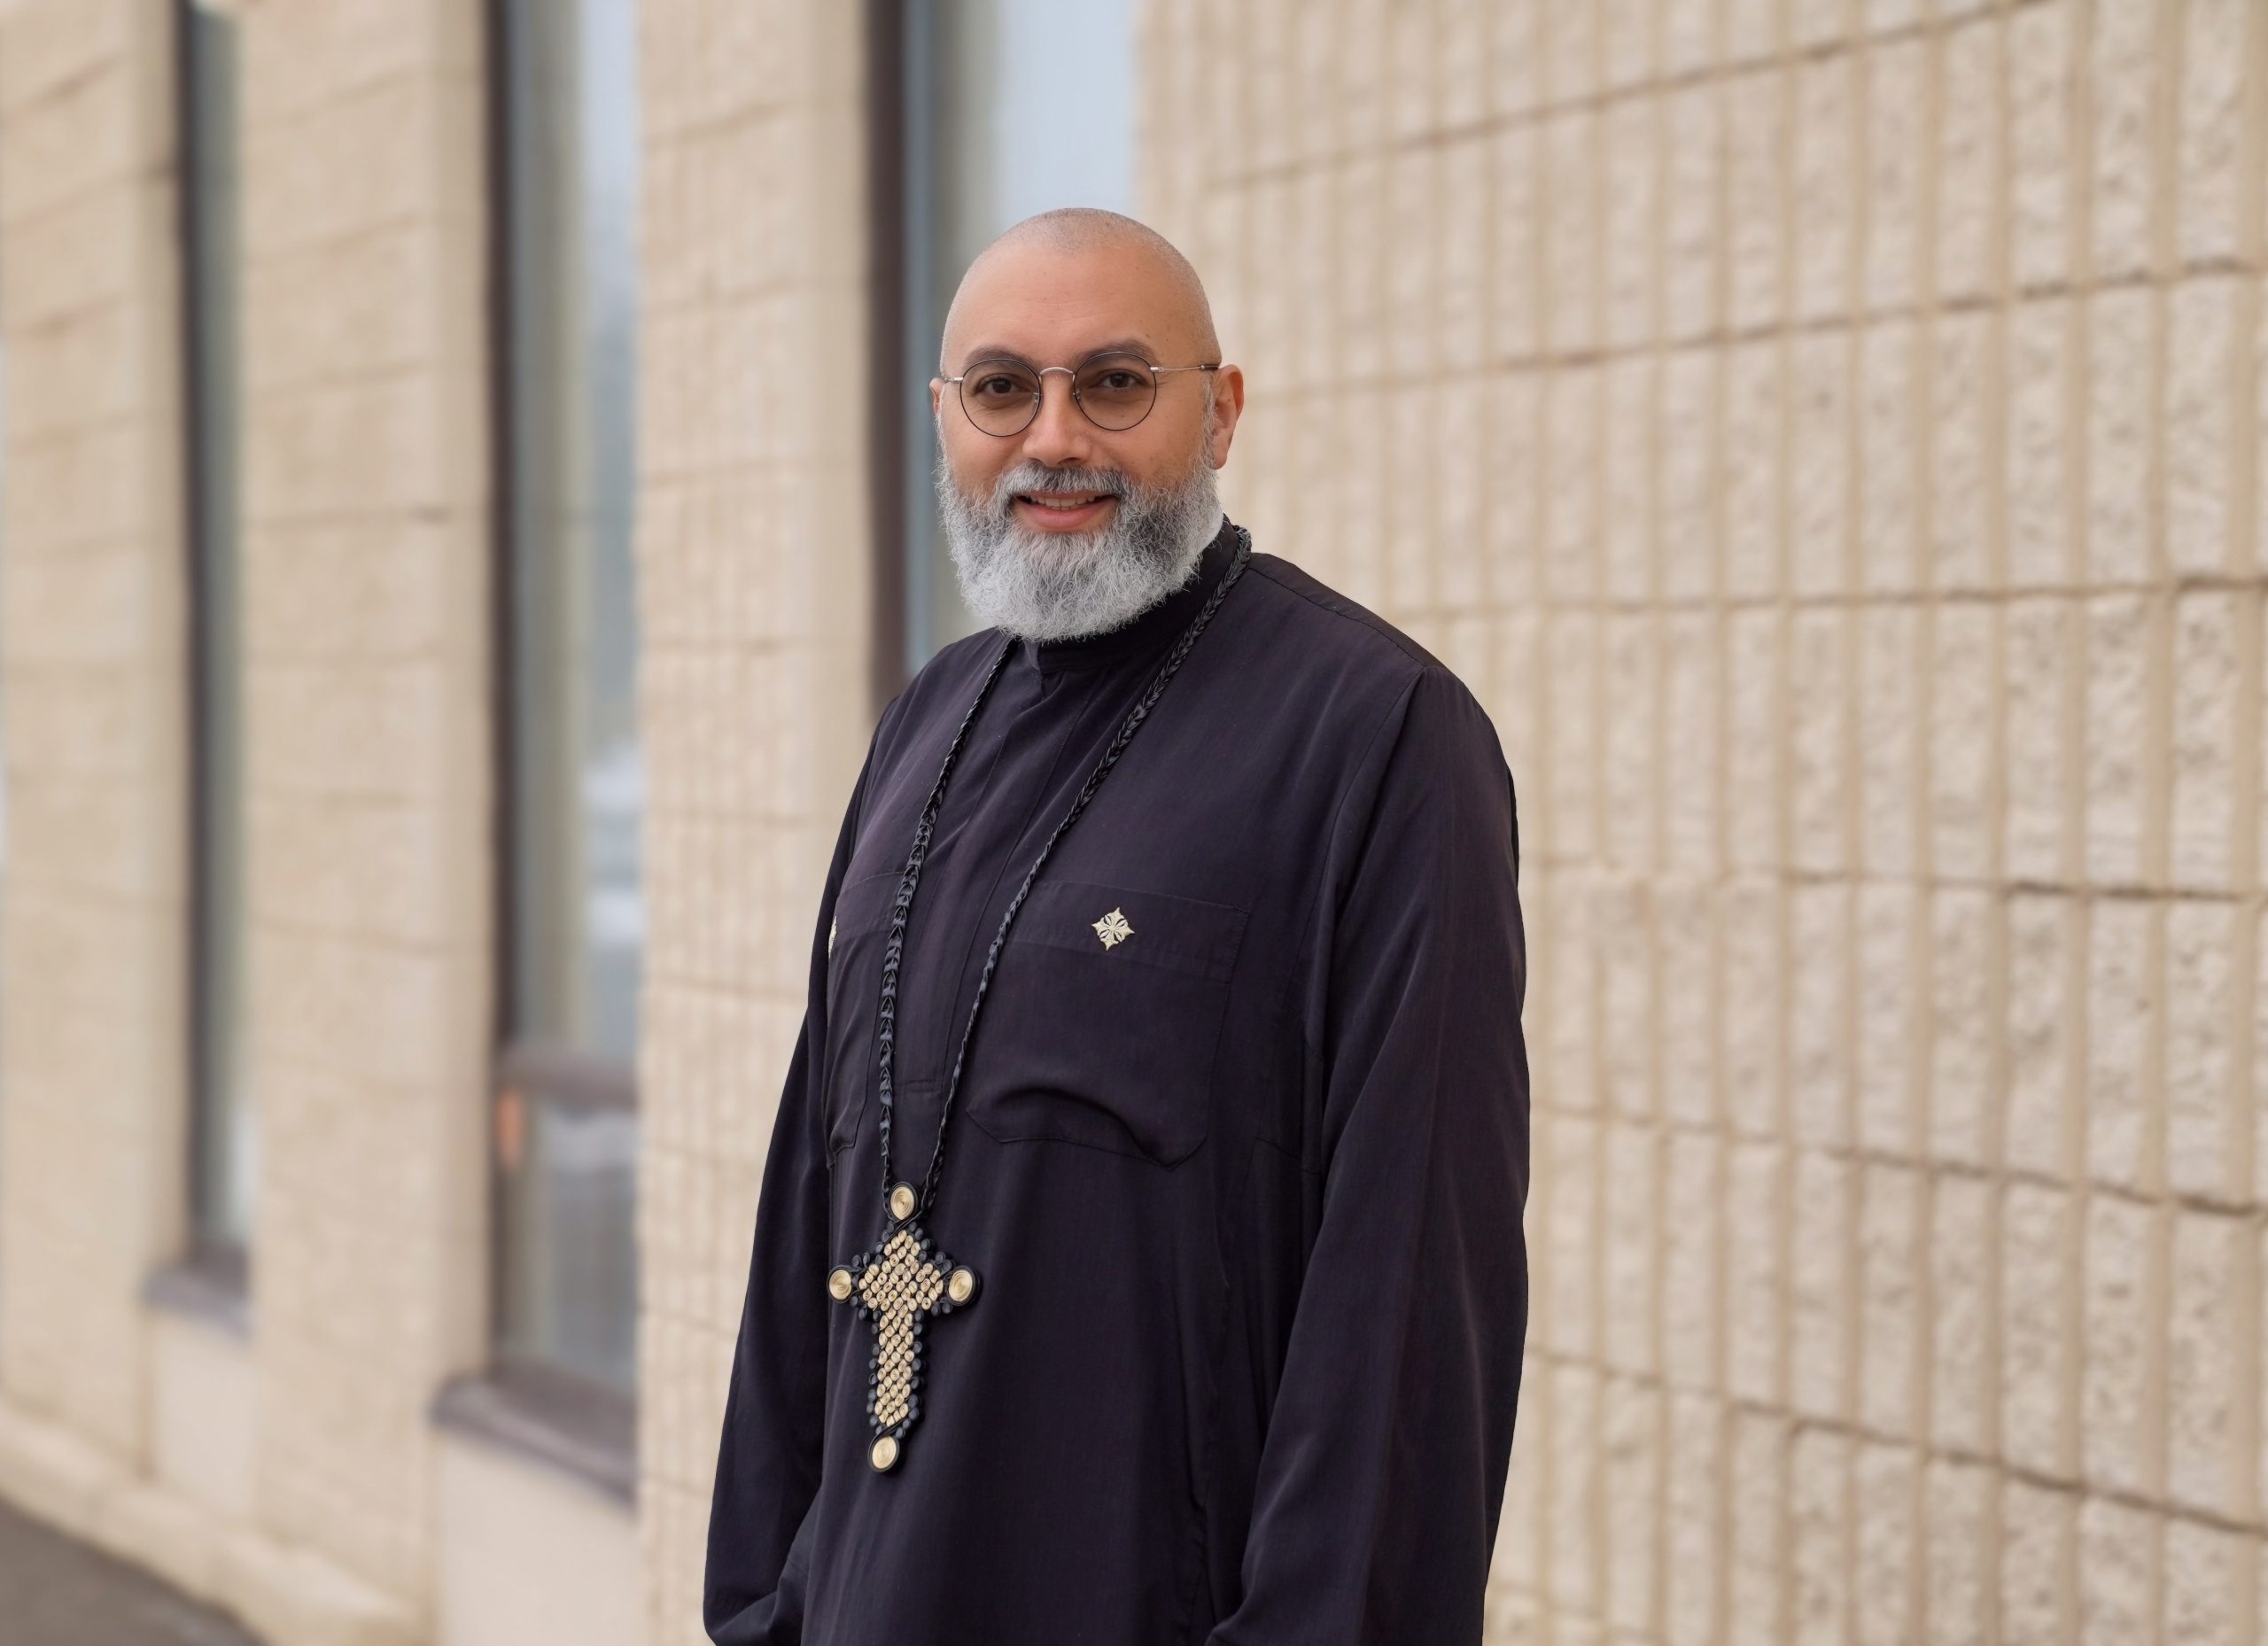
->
[1247,557,1438,672]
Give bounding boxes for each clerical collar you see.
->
[1016,514,1239,675]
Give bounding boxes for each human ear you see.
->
[1206,363,1246,469]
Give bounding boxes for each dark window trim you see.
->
[866,0,910,712]
[175,0,247,1289]
[481,0,517,1374]
[431,1355,636,1506]
[482,0,517,1103]
[174,0,207,1238]
[175,0,216,1242]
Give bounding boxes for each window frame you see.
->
[175,0,252,1316]
[866,0,913,710]
[461,0,641,1484]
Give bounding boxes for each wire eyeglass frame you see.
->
[940,348,1222,436]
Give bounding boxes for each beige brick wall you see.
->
[633,4,873,1640]
[0,4,485,1634]
[1145,1,2267,1642]
[230,0,492,1616]
[0,0,188,1462]
[0,2,874,1637]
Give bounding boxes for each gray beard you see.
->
[934,442,1223,643]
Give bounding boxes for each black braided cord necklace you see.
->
[823,523,1254,1473]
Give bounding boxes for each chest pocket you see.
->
[820,869,904,1158]
[963,880,1248,1166]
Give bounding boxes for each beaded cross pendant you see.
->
[827,1183,980,1472]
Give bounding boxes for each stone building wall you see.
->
[229,0,493,1617]
[0,2,493,1640]
[633,4,874,1640]
[0,0,188,1467]
[1141,1,2266,1642]
[0,2,876,1639]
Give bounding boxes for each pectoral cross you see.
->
[827,1182,981,1471]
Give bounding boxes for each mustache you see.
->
[984,462,1132,516]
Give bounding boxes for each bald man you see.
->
[705,208,1530,1646]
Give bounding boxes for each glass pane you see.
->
[902,0,1138,670]
[184,0,252,1251]
[497,0,641,1390]
[496,1099,637,1394]
[503,0,643,1067]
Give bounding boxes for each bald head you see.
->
[939,207,1220,373]
[928,206,1247,597]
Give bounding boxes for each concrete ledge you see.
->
[0,1394,112,1542]
[216,1523,423,1646]
[0,1392,422,1646]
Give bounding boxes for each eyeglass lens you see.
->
[959,353,1157,435]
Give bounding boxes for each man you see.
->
[705,207,1529,1645]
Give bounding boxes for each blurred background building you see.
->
[0,1,2260,1643]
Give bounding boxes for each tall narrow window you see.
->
[181,0,250,1279]
[491,0,642,1402]
[884,0,1138,678]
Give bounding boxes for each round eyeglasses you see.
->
[943,350,1221,437]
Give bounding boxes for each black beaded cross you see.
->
[827,1200,979,1473]
[827,524,1254,1472]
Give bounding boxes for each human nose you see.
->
[1018,368,1096,465]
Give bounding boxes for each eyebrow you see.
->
[954,337,1161,372]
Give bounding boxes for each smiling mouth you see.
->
[1016,492,1115,512]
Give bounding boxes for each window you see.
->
[181,0,251,1282]
[881,0,1139,679]
[491,0,641,1401]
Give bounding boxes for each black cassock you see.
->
[705,517,1530,1646]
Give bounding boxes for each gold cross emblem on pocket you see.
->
[1092,907,1134,949]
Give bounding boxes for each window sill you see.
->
[431,1360,635,1507]
[142,1241,251,1339]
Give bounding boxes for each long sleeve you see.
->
[703,741,877,1645]
[1208,665,1531,1646]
